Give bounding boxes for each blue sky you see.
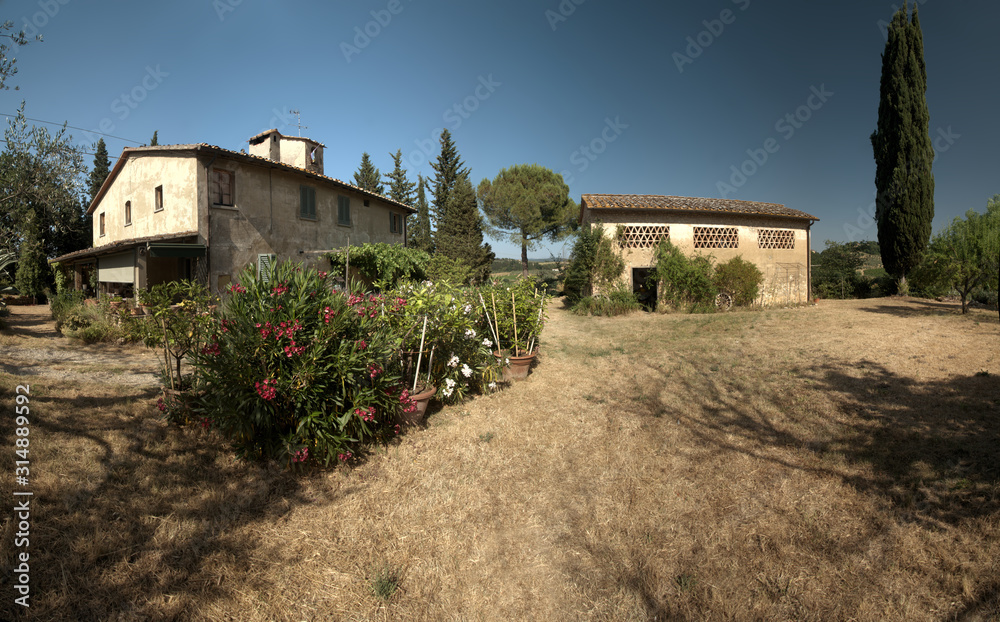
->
[4,0,998,259]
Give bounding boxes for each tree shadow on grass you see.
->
[637,357,1000,529]
[0,383,328,621]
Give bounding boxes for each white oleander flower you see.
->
[488,382,497,390]
[463,304,472,314]
[465,328,476,339]
[482,338,493,348]
[461,364,473,378]
[448,355,460,368]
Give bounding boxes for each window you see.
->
[212,170,234,206]
[299,185,317,220]
[390,212,404,234]
[693,226,739,249]
[619,225,669,249]
[337,195,351,225]
[257,254,276,283]
[124,201,132,226]
[757,229,795,249]
[154,185,163,212]
[99,212,106,236]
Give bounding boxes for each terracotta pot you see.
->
[400,384,436,426]
[495,350,537,381]
[130,308,143,316]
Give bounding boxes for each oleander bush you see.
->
[190,261,413,467]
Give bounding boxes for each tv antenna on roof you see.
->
[289,109,308,137]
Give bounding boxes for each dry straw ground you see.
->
[0,298,998,621]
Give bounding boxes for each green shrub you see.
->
[713,256,763,307]
[563,223,625,305]
[425,254,473,285]
[191,261,411,467]
[327,243,430,290]
[570,282,642,316]
[650,239,716,312]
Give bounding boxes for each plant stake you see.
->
[413,315,428,393]
[512,291,519,355]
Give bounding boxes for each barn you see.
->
[579,194,819,306]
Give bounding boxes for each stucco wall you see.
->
[204,156,408,292]
[583,210,812,305]
[92,154,199,246]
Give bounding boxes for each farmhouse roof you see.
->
[580,194,819,222]
[87,143,413,216]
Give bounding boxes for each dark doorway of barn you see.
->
[632,267,656,311]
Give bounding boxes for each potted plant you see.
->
[480,278,547,381]
[380,281,500,418]
[136,289,154,315]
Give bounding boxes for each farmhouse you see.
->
[51,129,415,295]
[579,194,819,305]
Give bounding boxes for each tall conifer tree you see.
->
[353,152,384,194]
[384,149,415,205]
[435,173,493,283]
[88,138,111,204]
[408,174,434,253]
[871,2,934,292]
[429,129,469,235]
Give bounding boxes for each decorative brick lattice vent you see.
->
[693,226,739,249]
[619,225,670,249]
[757,229,795,249]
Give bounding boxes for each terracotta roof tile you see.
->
[581,194,818,221]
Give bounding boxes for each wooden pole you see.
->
[512,291,518,355]
[413,315,428,392]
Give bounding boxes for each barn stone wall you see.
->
[582,210,813,305]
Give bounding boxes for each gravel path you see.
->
[0,304,163,389]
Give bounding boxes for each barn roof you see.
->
[580,194,818,222]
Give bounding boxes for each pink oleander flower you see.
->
[292,447,309,463]
[356,339,367,350]
[255,378,277,401]
[229,283,246,294]
[368,363,382,379]
[338,451,353,463]
[201,342,221,356]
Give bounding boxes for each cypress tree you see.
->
[429,129,469,236]
[384,149,415,205]
[88,138,111,204]
[149,130,158,146]
[435,173,493,284]
[408,174,434,253]
[871,2,934,293]
[353,152,384,195]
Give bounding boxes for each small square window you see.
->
[212,170,234,206]
[154,185,163,212]
[124,201,132,226]
[337,196,351,226]
[299,186,317,220]
[99,212,106,236]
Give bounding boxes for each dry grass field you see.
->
[1,298,998,621]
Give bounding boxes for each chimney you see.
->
[248,129,324,175]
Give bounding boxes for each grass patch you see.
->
[1,299,999,620]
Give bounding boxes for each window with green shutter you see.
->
[257,253,276,283]
[299,185,316,220]
[337,195,351,225]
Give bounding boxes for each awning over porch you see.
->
[148,243,206,258]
